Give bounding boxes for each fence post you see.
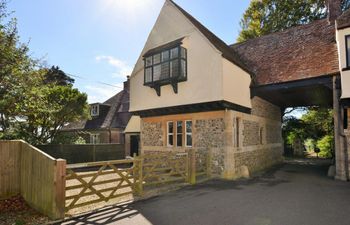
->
[53,159,66,219]
[93,145,96,162]
[137,158,143,196]
[188,148,196,185]
[206,148,212,178]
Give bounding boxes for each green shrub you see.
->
[316,135,333,158]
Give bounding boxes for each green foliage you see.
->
[282,107,334,158]
[14,84,90,144]
[238,0,350,42]
[43,65,75,86]
[300,107,333,139]
[282,116,307,145]
[0,0,89,144]
[316,135,334,158]
[304,138,316,152]
[52,132,86,144]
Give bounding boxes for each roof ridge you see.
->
[101,90,125,128]
[168,0,253,75]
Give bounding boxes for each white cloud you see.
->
[95,55,132,78]
[85,83,123,103]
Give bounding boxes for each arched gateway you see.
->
[128,0,350,180]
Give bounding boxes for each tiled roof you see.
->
[62,83,131,131]
[169,0,252,75]
[230,19,339,86]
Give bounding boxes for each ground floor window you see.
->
[166,120,193,147]
[344,108,348,130]
[176,121,183,147]
[185,120,192,147]
[167,121,174,147]
[90,134,100,144]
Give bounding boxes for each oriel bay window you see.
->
[144,40,187,96]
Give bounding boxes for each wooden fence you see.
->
[65,158,142,212]
[1,140,212,219]
[0,140,66,220]
[140,151,189,186]
[137,148,212,186]
[0,141,21,198]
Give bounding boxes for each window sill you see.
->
[144,77,187,96]
[144,76,187,87]
[342,67,350,72]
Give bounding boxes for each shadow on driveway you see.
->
[59,159,350,225]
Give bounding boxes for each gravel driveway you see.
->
[60,159,350,225]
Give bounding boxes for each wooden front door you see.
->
[130,135,140,156]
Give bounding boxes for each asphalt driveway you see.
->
[60,159,350,225]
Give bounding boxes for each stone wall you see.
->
[266,124,282,144]
[251,97,281,121]
[194,118,225,175]
[194,118,225,148]
[141,122,163,147]
[234,147,283,174]
[242,120,260,146]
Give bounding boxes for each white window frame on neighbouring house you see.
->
[90,134,100,144]
[185,120,192,147]
[167,121,174,147]
[91,104,99,116]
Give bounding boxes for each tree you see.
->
[282,107,334,158]
[238,0,350,42]
[0,0,90,144]
[43,66,75,86]
[0,0,40,133]
[14,84,90,144]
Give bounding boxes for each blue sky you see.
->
[8,0,251,103]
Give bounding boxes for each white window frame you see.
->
[185,120,192,147]
[91,104,99,116]
[167,121,174,147]
[90,134,100,144]
[176,121,183,147]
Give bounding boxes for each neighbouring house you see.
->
[128,0,350,180]
[62,77,131,144]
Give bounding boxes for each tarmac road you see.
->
[60,159,350,225]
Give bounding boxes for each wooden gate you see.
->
[65,158,142,212]
[140,151,190,186]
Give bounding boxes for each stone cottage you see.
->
[129,0,350,180]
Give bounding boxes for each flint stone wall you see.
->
[142,122,163,147]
